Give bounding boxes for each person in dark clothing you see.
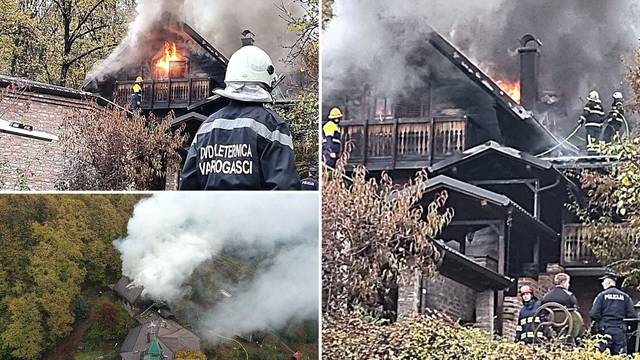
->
[300,166,318,191]
[578,90,605,155]
[542,272,578,309]
[131,76,143,111]
[179,44,300,190]
[322,107,343,168]
[590,272,636,355]
[602,92,626,145]
[515,285,544,344]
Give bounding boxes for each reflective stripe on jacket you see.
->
[180,100,300,190]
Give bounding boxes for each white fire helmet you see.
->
[613,91,623,100]
[224,45,277,89]
[587,90,600,102]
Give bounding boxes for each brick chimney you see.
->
[518,34,542,111]
[241,29,255,47]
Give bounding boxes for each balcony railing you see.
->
[114,77,212,110]
[561,224,604,266]
[342,117,467,170]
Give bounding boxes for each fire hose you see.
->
[207,331,248,360]
[535,124,581,157]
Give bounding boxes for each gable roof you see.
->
[418,175,559,241]
[428,140,553,175]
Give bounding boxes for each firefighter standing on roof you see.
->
[179,43,300,190]
[131,76,143,111]
[578,90,605,155]
[590,272,636,355]
[323,107,343,168]
[602,92,626,145]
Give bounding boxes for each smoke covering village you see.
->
[114,193,319,341]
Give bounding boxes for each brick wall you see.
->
[0,91,93,190]
[423,273,477,323]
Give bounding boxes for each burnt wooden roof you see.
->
[113,276,144,305]
[425,27,575,155]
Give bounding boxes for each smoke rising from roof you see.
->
[324,0,640,116]
[86,0,298,83]
[113,193,319,339]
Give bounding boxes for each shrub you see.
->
[323,311,640,360]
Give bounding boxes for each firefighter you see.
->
[179,45,300,190]
[590,272,636,355]
[323,107,343,169]
[541,273,578,309]
[601,92,626,145]
[300,165,318,191]
[131,76,143,111]
[515,285,544,344]
[578,90,605,155]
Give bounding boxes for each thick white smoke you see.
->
[86,0,299,82]
[113,192,319,338]
[324,0,640,119]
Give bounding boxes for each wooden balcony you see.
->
[561,224,600,266]
[114,77,212,110]
[342,116,467,170]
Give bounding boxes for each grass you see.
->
[73,350,108,360]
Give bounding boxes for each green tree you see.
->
[1,294,45,360]
[29,220,86,342]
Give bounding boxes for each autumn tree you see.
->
[0,0,136,87]
[322,155,452,319]
[0,194,140,358]
[175,349,208,360]
[0,294,45,360]
[57,105,185,191]
[276,0,319,175]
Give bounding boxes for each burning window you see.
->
[375,97,393,119]
[154,42,188,79]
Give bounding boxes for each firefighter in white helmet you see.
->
[578,90,605,155]
[602,91,626,145]
[180,44,300,190]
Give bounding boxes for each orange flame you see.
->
[497,80,521,104]
[156,42,181,73]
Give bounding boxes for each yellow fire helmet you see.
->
[135,76,143,83]
[328,107,343,120]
